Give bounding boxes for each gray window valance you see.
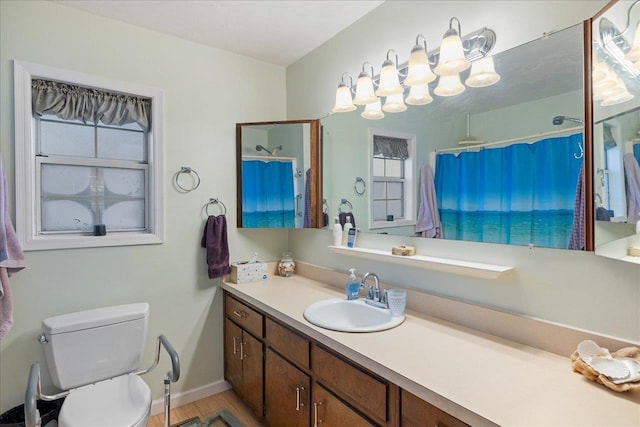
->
[32,79,151,131]
[373,135,409,159]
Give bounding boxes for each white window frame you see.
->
[14,60,164,250]
[368,128,416,230]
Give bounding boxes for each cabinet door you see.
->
[265,348,310,427]
[401,389,468,427]
[312,383,374,427]
[224,319,243,391]
[240,330,264,417]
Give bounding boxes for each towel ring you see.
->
[354,177,366,196]
[205,198,227,216]
[175,166,200,192]
[339,198,353,213]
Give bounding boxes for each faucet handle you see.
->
[366,285,374,300]
[380,289,388,304]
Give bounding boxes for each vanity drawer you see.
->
[225,294,263,338]
[266,317,310,369]
[401,389,468,427]
[312,344,387,424]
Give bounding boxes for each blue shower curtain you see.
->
[242,160,295,228]
[434,133,583,248]
[634,142,640,165]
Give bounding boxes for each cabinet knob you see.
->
[295,386,305,411]
[233,309,246,319]
[313,401,323,426]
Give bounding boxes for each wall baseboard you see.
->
[150,380,232,416]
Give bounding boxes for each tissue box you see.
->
[229,262,268,284]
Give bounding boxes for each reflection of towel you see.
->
[338,212,355,228]
[595,207,612,222]
[200,215,231,279]
[303,169,311,228]
[568,163,585,250]
[624,153,640,223]
[415,164,441,238]
[0,154,25,340]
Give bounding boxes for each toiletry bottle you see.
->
[332,217,342,246]
[343,219,353,246]
[345,268,360,300]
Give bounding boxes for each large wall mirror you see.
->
[322,23,588,250]
[236,120,322,228]
[592,0,640,263]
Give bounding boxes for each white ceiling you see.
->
[54,0,384,67]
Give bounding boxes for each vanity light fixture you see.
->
[626,23,640,62]
[361,99,385,120]
[330,17,498,119]
[433,17,471,75]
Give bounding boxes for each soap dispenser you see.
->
[345,268,360,300]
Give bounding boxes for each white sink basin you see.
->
[303,298,405,333]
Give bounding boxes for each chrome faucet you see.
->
[361,272,387,308]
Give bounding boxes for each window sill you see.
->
[328,245,514,279]
[23,233,163,251]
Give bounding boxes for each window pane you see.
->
[103,168,145,197]
[385,159,403,178]
[41,164,95,196]
[40,120,95,157]
[387,182,403,199]
[372,181,386,199]
[103,200,145,229]
[41,199,94,232]
[98,127,145,161]
[372,200,387,220]
[388,200,403,218]
[373,158,385,176]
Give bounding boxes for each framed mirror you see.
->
[236,120,322,228]
[592,0,640,263]
[322,23,588,250]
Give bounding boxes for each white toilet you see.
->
[39,303,152,427]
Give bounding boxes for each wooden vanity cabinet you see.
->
[223,296,264,418]
[265,348,310,426]
[312,383,375,427]
[400,389,469,427]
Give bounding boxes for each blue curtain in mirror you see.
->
[434,133,583,249]
[634,142,640,165]
[242,160,295,228]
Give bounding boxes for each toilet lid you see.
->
[58,374,151,427]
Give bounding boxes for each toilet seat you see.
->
[58,374,151,427]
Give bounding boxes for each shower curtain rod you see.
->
[435,125,583,154]
[242,155,297,161]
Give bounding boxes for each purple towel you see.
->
[200,215,231,279]
[568,163,585,250]
[0,154,25,340]
[415,164,442,238]
[623,153,640,223]
[303,169,311,228]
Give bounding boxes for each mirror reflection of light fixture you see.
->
[465,56,501,87]
[404,34,437,86]
[434,73,465,97]
[405,83,433,105]
[376,50,404,97]
[330,16,498,119]
[458,114,484,145]
[332,74,356,113]
[433,17,471,75]
[626,23,640,62]
[353,62,378,105]
[361,99,384,120]
[382,93,407,113]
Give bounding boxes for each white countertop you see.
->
[222,275,640,427]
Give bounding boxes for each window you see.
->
[369,129,416,230]
[14,61,164,250]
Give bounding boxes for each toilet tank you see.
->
[41,303,149,391]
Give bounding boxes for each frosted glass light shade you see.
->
[465,56,501,87]
[332,83,356,113]
[361,99,384,120]
[434,73,465,97]
[375,60,403,97]
[601,89,634,106]
[405,84,433,105]
[592,60,608,82]
[634,60,640,71]
[353,73,378,105]
[404,46,436,86]
[625,24,640,62]
[433,34,470,75]
[382,93,407,113]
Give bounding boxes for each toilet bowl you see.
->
[57,374,151,427]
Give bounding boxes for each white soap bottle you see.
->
[343,219,353,246]
[332,217,342,246]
